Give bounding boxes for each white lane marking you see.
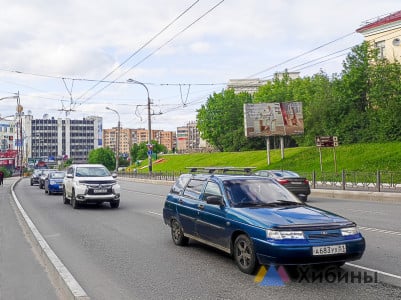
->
[344,208,386,215]
[346,263,401,280]
[359,226,401,236]
[147,211,162,217]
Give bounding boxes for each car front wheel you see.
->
[110,200,120,208]
[171,219,189,246]
[63,189,70,204]
[233,234,258,274]
[71,190,79,209]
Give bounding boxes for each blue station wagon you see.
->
[162,168,366,274]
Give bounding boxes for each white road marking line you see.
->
[346,263,401,280]
[147,211,162,217]
[359,226,401,236]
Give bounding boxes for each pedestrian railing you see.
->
[118,170,401,193]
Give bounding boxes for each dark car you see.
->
[38,169,52,189]
[254,170,311,201]
[44,171,66,195]
[163,167,365,274]
[30,169,42,186]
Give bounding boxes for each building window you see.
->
[375,40,385,59]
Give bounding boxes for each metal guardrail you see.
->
[119,169,401,193]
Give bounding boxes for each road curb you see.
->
[11,178,90,300]
[311,189,401,202]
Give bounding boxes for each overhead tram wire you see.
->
[75,0,201,103]
[261,47,353,79]
[77,0,226,108]
[247,31,356,79]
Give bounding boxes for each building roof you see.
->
[356,10,401,33]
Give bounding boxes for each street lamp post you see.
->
[106,107,120,171]
[127,78,152,174]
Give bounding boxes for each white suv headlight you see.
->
[341,227,359,236]
[266,230,305,240]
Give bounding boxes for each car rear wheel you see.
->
[233,234,258,274]
[63,189,70,204]
[171,219,189,246]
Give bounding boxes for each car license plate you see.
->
[312,244,346,256]
[93,189,107,193]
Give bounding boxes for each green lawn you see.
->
[132,142,401,173]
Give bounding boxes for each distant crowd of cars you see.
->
[30,164,121,209]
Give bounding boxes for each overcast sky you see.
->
[1,0,400,131]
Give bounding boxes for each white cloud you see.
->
[1,0,401,131]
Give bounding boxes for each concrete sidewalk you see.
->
[0,177,59,300]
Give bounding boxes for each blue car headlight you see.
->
[341,226,359,236]
[266,230,305,240]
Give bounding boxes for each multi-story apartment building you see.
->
[103,127,176,157]
[176,121,209,153]
[22,114,102,163]
[356,10,401,62]
[0,118,15,152]
[103,127,132,156]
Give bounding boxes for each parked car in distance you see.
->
[30,169,42,186]
[163,167,365,274]
[254,170,311,201]
[63,164,121,209]
[38,169,53,189]
[45,171,66,195]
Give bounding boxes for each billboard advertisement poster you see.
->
[244,102,304,137]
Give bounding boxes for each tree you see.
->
[130,141,168,162]
[197,89,264,151]
[88,148,115,171]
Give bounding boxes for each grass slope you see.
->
[137,142,401,173]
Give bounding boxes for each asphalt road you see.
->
[12,178,401,300]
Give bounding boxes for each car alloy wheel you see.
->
[234,234,258,274]
[171,219,189,246]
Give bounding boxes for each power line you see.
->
[247,32,356,78]
[78,0,226,107]
[75,0,202,102]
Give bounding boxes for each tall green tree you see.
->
[88,147,115,170]
[130,141,168,162]
[197,89,264,151]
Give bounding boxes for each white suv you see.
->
[63,164,121,209]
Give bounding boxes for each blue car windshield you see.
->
[223,179,301,207]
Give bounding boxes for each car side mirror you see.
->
[66,174,73,179]
[112,172,117,178]
[206,195,224,206]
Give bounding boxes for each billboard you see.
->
[244,102,304,137]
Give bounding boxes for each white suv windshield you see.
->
[75,167,110,177]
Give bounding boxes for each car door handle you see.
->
[198,204,205,210]
[178,199,184,204]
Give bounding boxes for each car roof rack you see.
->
[186,167,256,175]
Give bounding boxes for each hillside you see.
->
[135,142,401,173]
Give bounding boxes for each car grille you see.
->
[307,232,341,239]
[85,183,113,195]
